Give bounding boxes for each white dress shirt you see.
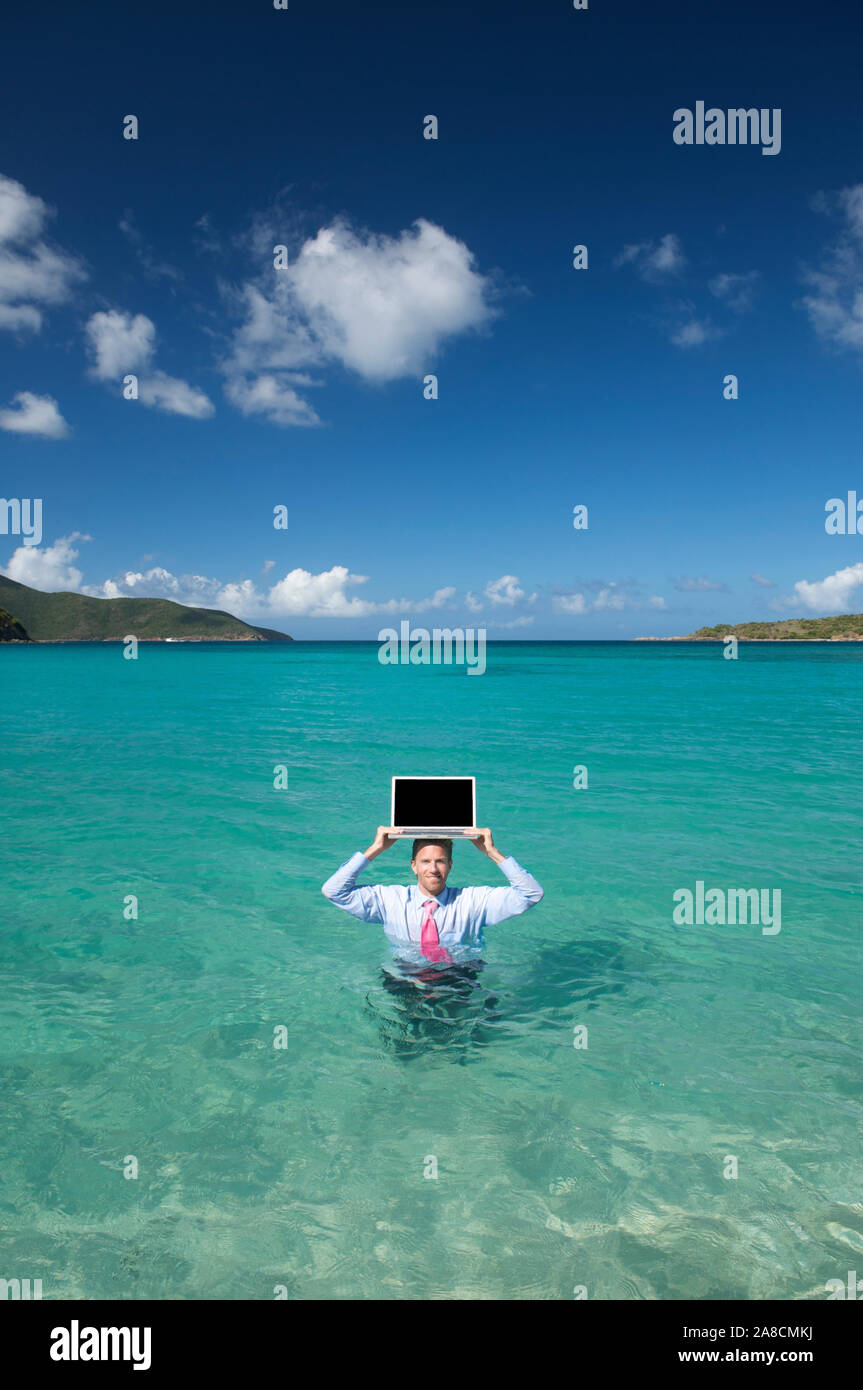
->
[321,851,544,960]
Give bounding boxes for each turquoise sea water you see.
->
[1,640,862,1300]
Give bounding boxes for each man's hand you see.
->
[363,826,399,861]
[471,828,506,864]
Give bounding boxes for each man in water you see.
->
[321,827,544,965]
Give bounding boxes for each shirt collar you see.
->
[412,884,450,906]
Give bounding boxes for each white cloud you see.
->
[85,309,154,378]
[264,567,387,617]
[221,216,495,425]
[85,309,214,418]
[293,218,493,378]
[224,371,319,427]
[834,184,863,239]
[670,318,714,348]
[673,575,728,592]
[121,567,178,593]
[2,532,88,590]
[224,570,457,620]
[792,562,863,613]
[615,233,685,280]
[750,572,775,588]
[464,591,483,612]
[81,562,458,621]
[82,567,218,606]
[0,304,42,332]
[138,371,214,419]
[14,548,671,629]
[85,567,222,605]
[801,184,863,354]
[0,390,69,438]
[709,271,759,313]
[553,582,662,615]
[216,578,260,614]
[0,176,44,242]
[0,173,86,333]
[593,586,626,611]
[553,593,587,615]
[484,574,533,606]
[413,586,456,612]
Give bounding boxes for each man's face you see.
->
[411,844,452,897]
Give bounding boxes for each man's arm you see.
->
[470,828,544,926]
[320,826,396,923]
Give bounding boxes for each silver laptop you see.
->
[389,776,480,838]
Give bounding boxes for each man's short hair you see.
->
[411,837,453,862]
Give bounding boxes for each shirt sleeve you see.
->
[321,852,385,923]
[476,856,544,927]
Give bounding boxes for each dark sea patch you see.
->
[365,961,506,1064]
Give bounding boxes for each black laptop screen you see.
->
[393,778,474,827]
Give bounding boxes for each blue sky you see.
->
[1,0,862,638]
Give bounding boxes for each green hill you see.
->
[0,574,292,643]
[0,605,31,641]
[644,614,863,641]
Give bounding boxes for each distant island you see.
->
[0,604,30,641]
[0,575,292,643]
[638,614,863,642]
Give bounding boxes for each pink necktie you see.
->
[420,899,453,964]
